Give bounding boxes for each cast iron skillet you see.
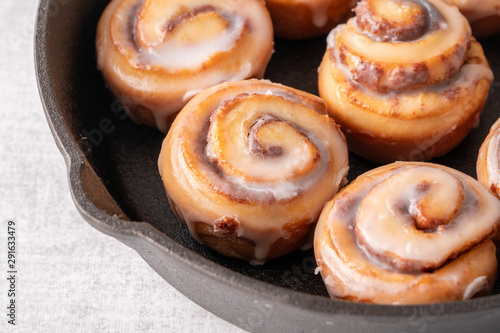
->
[34,0,500,331]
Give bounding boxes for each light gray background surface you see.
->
[0,1,246,332]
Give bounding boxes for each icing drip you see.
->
[354,0,444,42]
[283,0,341,28]
[463,276,489,300]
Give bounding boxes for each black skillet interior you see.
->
[38,0,500,309]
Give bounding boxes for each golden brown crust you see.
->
[171,194,314,261]
[265,0,354,39]
[159,79,349,263]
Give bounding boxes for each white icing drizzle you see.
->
[463,276,489,300]
[303,0,331,27]
[319,234,411,299]
[276,0,347,28]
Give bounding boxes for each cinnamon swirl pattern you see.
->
[314,162,500,304]
[158,80,349,263]
[318,0,494,163]
[264,0,354,39]
[96,0,274,132]
[447,0,500,37]
[477,118,500,198]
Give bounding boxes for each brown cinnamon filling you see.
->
[354,0,445,43]
[214,216,240,235]
[347,56,431,93]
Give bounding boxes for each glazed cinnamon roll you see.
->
[96,0,274,132]
[477,118,500,198]
[264,0,354,39]
[318,0,494,163]
[446,0,500,37]
[314,162,500,304]
[158,79,349,263]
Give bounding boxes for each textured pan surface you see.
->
[35,0,500,331]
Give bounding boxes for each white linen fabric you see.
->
[0,1,245,332]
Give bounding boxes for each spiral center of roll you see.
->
[205,94,321,184]
[409,180,462,231]
[355,166,466,271]
[248,116,284,157]
[355,0,438,42]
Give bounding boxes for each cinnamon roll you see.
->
[264,0,355,39]
[158,79,349,263]
[446,0,500,37]
[314,162,500,304]
[477,118,500,198]
[318,0,494,163]
[96,0,274,132]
